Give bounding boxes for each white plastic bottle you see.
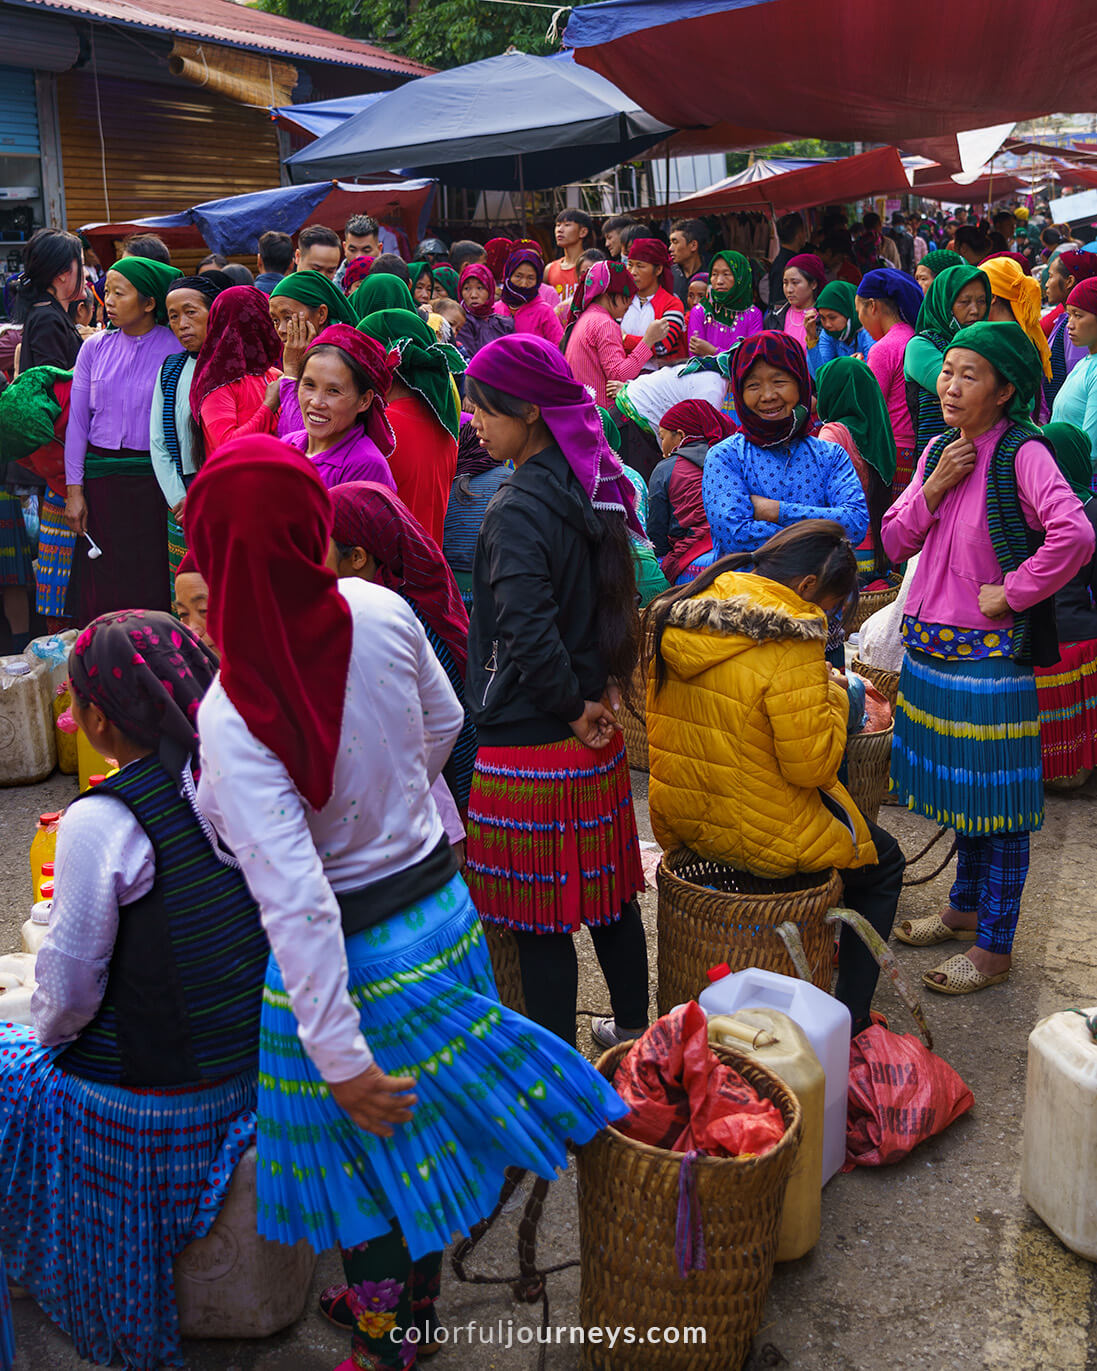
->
[21,883,53,956]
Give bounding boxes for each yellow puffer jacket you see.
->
[647,570,876,876]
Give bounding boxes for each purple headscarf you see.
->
[500,249,545,310]
[466,334,645,539]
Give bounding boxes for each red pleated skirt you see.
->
[891,446,917,500]
[1034,638,1097,780]
[465,732,644,935]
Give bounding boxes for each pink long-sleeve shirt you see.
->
[563,305,654,410]
[866,321,915,449]
[881,417,1094,633]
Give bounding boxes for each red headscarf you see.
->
[627,238,675,292]
[1059,250,1097,284]
[301,323,398,458]
[329,481,469,674]
[981,250,1031,273]
[459,262,497,319]
[342,254,374,295]
[1067,277,1097,316]
[483,237,514,284]
[784,253,827,293]
[186,436,352,811]
[190,285,282,423]
[660,399,737,448]
[729,330,813,448]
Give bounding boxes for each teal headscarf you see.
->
[815,356,897,485]
[359,308,464,439]
[108,256,183,324]
[350,272,416,322]
[270,270,357,328]
[706,249,754,322]
[945,321,1042,425]
[815,280,859,342]
[1042,422,1093,501]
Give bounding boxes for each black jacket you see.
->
[467,444,608,745]
[1056,500,1097,643]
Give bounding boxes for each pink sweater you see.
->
[881,418,1093,633]
[563,305,654,410]
[866,321,915,449]
[494,298,564,346]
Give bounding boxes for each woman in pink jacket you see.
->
[883,322,1093,996]
[493,248,564,346]
[562,260,670,410]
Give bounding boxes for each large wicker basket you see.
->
[844,724,894,824]
[847,573,902,636]
[850,656,900,709]
[481,920,526,1015]
[621,662,649,772]
[656,850,841,1013]
[576,1040,803,1371]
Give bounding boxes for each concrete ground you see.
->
[1,765,1096,1370]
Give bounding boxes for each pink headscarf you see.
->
[459,262,496,319]
[466,333,645,539]
[301,324,398,459]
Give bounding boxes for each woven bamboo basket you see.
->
[850,656,900,709]
[656,850,841,1013]
[481,920,526,1015]
[844,724,895,825]
[621,662,649,772]
[576,1040,803,1371]
[847,573,902,636]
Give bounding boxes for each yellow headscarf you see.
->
[979,256,1052,379]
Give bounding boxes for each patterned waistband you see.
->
[902,614,1016,661]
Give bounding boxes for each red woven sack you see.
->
[846,1025,974,1167]
[611,1001,786,1157]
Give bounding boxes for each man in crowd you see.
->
[602,214,639,261]
[332,215,383,288]
[888,211,915,273]
[121,233,172,264]
[255,231,294,295]
[545,208,594,299]
[668,218,709,305]
[294,225,342,278]
[766,212,807,309]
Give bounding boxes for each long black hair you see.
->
[465,373,640,689]
[14,229,83,320]
[644,519,858,693]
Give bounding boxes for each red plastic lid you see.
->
[706,962,732,983]
[41,862,55,876]
[39,881,54,899]
[88,775,106,788]
[39,812,62,826]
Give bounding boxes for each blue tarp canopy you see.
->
[81,180,437,260]
[271,93,387,141]
[286,50,673,190]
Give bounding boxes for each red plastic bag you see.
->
[845,1025,974,1167]
[611,1002,786,1157]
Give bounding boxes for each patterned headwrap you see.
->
[919,249,964,279]
[627,238,675,292]
[301,323,398,459]
[329,481,469,674]
[500,249,545,309]
[856,267,925,329]
[431,264,459,299]
[342,254,374,295]
[483,238,514,284]
[456,418,497,479]
[561,259,636,353]
[69,609,218,778]
[168,273,232,304]
[190,285,282,424]
[466,333,645,539]
[1057,250,1097,284]
[660,399,736,448]
[459,262,497,320]
[729,330,813,447]
[108,256,183,324]
[783,253,827,293]
[271,269,358,328]
[705,249,754,322]
[979,256,1052,378]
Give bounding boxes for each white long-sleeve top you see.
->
[197,577,465,1084]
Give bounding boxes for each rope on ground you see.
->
[901,826,956,887]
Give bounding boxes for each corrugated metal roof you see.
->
[5,0,432,75]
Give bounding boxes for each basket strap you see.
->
[675,1149,708,1277]
[775,920,815,982]
[825,907,933,1048]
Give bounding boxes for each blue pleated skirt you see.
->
[891,647,1043,835]
[0,1026,257,1370]
[256,874,627,1260]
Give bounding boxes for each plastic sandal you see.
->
[318,1284,354,1330]
[922,953,1010,995]
[894,913,978,947]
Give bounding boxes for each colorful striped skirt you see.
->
[256,875,627,1259]
[0,1025,256,1370]
[166,511,187,583]
[1034,637,1097,780]
[891,445,917,499]
[0,490,31,589]
[465,732,644,933]
[891,647,1043,835]
[34,489,76,618]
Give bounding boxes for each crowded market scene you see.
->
[0,0,1096,1367]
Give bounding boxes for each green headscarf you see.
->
[108,256,183,324]
[270,269,357,327]
[408,261,434,294]
[706,249,754,323]
[597,404,623,453]
[816,356,897,485]
[432,265,459,299]
[1041,422,1093,500]
[359,307,464,439]
[920,249,964,279]
[815,280,859,342]
[349,272,416,323]
[915,263,990,349]
[945,320,1042,425]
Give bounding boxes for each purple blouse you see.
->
[283,426,397,492]
[64,326,180,484]
[686,304,764,353]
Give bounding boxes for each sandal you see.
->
[922,953,1010,995]
[894,913,978,947]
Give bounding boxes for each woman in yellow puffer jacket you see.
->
[645,519,905,1035]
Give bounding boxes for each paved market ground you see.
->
[2,765,1095,1371]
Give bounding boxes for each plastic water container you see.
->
[699,965,851,1185]
[29,813,60,900]
[24,630,78,694]
[708,1009,824,1262]
[1022,1007,1097,1261]
[21,893,52,956]
[0,655,56,785]
[53,685,78,775]
[0,952,38,1026]
[77,727,115,792]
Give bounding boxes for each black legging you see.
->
[836,818,906,1034]
[512,900,649,1047]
